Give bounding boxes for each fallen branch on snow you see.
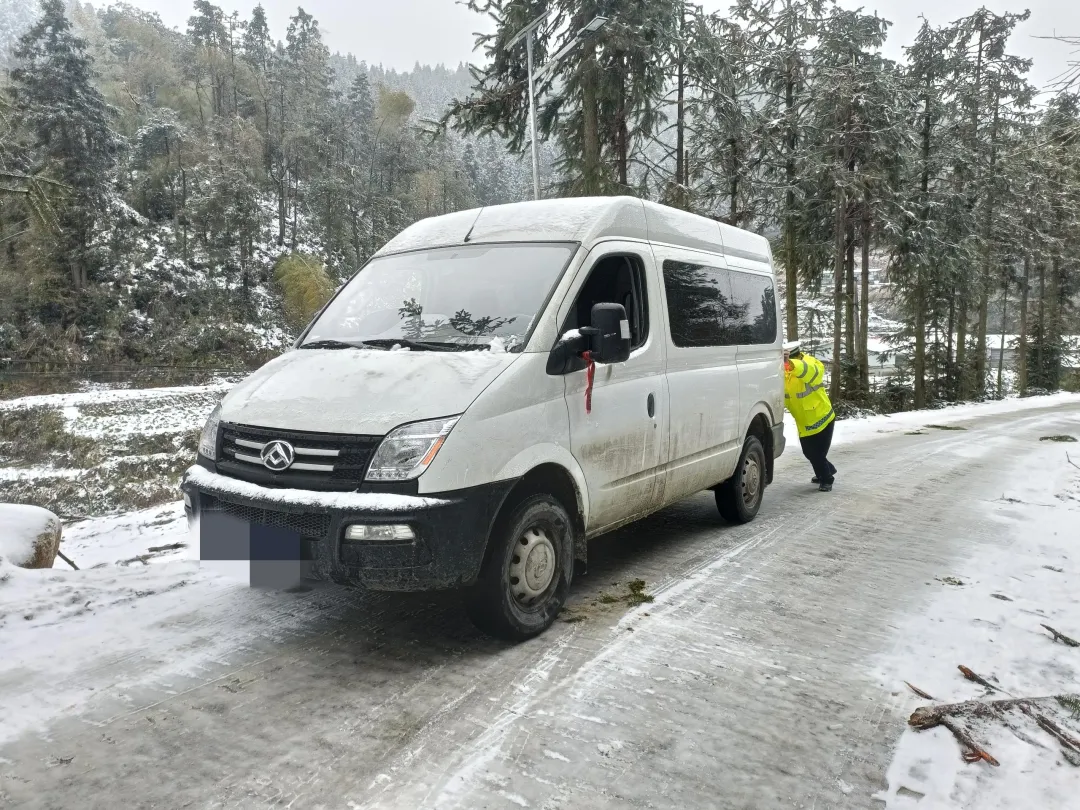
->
[1068,452,1080,471]
[958,665,1005,694]
[908,696,1048,730]
[909,694,1080,767]
[908,702,1001,765]
[939,718,1000,766]
[1042,624,1080,648]
[56,550,79,570]
[1014,703,1080,765]
[905,681,935,700]
[1034,714,1080,753]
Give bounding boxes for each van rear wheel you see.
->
[465,494,571,641]
[716,436,766,524]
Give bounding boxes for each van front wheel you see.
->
[716,436,766,524]
[465,494,571,641]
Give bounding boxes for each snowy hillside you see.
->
[0,380,232,518]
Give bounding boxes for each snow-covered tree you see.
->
[0,0,41,69]
[10,0,118,291]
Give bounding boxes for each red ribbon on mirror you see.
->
[582,351,595,414]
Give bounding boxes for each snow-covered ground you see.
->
[1,391,1076,753]
[2,382,1079,806]
[873,429,1080,808]
[796,390,1080,447]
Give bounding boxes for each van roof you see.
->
[373,196,773,272]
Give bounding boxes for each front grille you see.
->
[218,423,382,492]
[206,496,331,539]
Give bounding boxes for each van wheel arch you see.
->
[486,464,586,570]
[466,465,584,639]
[746,412,774,485]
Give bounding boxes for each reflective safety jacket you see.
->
[784,353,835,438]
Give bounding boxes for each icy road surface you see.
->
[1,398,1079,809]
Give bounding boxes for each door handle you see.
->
[647,393,656,418]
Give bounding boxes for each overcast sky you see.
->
[117,0,1078,92]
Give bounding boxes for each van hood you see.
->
[220,348,519,435]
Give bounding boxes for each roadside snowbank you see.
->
[873,409,1080,808]
[0,509,257,748]
[1,504,192,627]
[778,392,1080,448]
[58,503,190,569]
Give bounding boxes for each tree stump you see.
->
[0,504,63,569]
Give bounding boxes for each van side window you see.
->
[662,260,744,347]
[728,271,778,345]
[564,255,649,349]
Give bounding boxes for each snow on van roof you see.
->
[373,197,772,269]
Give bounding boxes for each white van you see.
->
[183,197,785,639]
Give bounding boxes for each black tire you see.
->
[716,436,767,524]
[466,494,573,641]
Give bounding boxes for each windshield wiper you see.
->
[299,339,367,350]
[358,338,470,353]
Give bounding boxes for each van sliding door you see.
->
[655,248,743,503]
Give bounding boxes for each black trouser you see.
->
[799,420,836,485]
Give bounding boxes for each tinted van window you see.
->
[728,272,778,345]
[662,260,745,347]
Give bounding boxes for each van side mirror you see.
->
[545,303,633,376]
[589,303,631,365]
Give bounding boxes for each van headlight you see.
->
[366,417,459,482]
[198,403,222,461]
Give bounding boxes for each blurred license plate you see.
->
[198,510,309,588]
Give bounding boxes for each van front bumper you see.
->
[181,465,513,591]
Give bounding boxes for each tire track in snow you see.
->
[367,518,793,809]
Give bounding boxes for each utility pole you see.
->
[526,34,541,201]
[508,15,609,201]
[508,17,545,201]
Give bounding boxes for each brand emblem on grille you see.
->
[261,440,296,472]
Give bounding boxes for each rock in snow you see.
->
[0,504,62,569]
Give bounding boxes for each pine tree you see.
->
[448,0,680,197]
[240,4,274,174]
[801,6,895,400]
[946,9,1033,398]
[1028,93,1080,391]
[688,12,767,226]
[187,1,229,120]
[9,0,118,292]
[734,0,829,342]
[888,20,964,407]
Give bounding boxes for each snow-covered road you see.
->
[1,397,1079,809]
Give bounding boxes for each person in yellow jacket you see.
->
[783,340,836,492]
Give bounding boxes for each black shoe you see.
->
[818,483,833,492]
[812,476,819,484]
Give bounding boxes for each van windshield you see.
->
[301,242,578,352]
